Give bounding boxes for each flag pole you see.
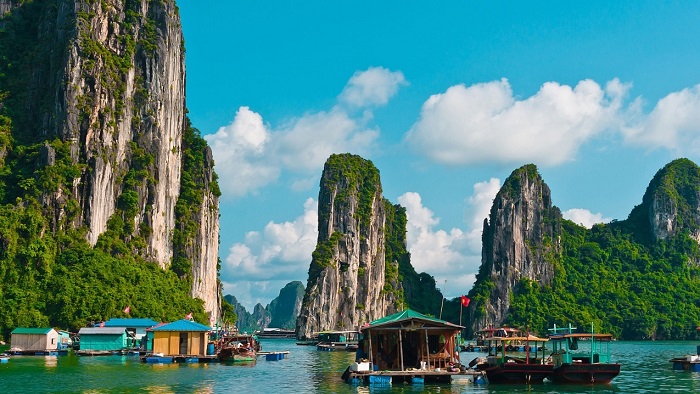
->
[439,280,447,319]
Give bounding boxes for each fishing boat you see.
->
[217,334,261,362]
[670,326,700,371]
[474,333,552,383]
[547,324,620,384]
[316,330,359,351]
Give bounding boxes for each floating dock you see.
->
[345,369,485,385]
[141,355,219,364]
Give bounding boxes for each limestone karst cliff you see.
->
[628,158,700,247]
[296,154,403,339]
[0,0,220,325]
[469,164,562,333]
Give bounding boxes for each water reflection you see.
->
[44,356,57,368]
[2,340,700,393]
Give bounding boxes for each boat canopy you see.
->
[483,334,549,343]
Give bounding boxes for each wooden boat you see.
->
[670,326,700,371]
[316,330,359,351]
[217,334,260,362]
[547,324,620,384]
[475,333,552,383]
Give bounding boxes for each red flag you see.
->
[185,312,193,320]
[123,306,130,314]
[461,295,471,307]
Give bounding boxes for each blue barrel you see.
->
[207,343,215,355]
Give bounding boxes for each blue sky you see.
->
[178,1,700,310]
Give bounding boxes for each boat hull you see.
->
[316,343,358,352]
[482,363,553,384]
[671,359,700,372]
[549,363,621,384]
[218,348,256,363]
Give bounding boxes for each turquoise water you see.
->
[2,339,700,393]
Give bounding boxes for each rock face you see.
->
[470,164,561,332]
[268,281,305,329]
[0,1,219,321]
[633,158,700,245]
[225,281,305,332]
[296,154,402,339]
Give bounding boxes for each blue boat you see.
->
[670,327,700,372]
[144,355,173,363]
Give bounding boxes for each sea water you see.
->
[2,339,700,393]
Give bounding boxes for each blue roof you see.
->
[149,319,210,332]
[104,318,159,328]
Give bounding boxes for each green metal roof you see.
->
[11,327,55,335]
[149,319,210,332]
[368,309,463,329]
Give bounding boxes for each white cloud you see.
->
[396,191,471,297]
[623,84,700,155]
[562,208,611,228]
[273,108,379,172]
[339,67,407,108]
[464,178,501,252]
[220,198,318,310]
[205,107,280,197]
[206,68,409,199]
[405,78,628,166]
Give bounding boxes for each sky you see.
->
[177,1,700,311]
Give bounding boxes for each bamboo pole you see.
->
[425,329,430,370]
[398,330,404,371]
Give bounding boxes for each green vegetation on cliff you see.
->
[320,153,381,232]
[0,1,215,340]
[501,159,700,339]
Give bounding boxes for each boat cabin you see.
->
[359,309,463,371]
[548,324,613,367]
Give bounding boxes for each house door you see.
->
[179,333,188,355]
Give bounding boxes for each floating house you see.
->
[78,327,132,353]
[316,330,359,351]
[148,319,211,357]
[344,309,474,384]
[10,328,59,354]
[103,318,159,340]
[56,330,73,350]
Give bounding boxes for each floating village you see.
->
[3,309,700,387]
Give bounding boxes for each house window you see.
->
[51,338,56,345]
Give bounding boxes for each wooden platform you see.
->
[140,354,219,364]
[345,369,485,385]
[8,349,69,356]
